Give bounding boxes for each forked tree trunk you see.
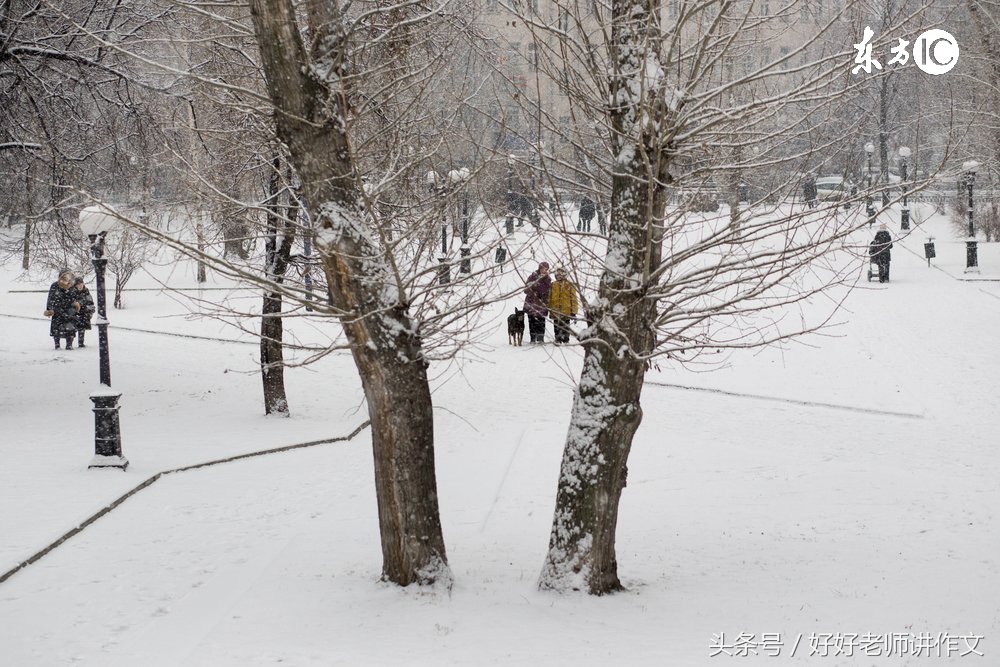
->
[540,0,668,595]
[248,0,448,586]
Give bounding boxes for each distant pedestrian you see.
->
[548,268,578,344]
[870,223,893,283]
[596,200,607,235]
[524,262,551,343]
[578,195,595,232]
[73,277,95,348]
[44,269,80,349]
[495,243,508,270]
[803,174,818,209]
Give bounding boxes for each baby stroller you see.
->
[866,258,880,282]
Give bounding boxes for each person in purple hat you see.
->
[523,262,551,343]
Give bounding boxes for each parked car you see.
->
[814,176,855,201]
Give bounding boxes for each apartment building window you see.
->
[669,0,679,19]
[486,0,498,13]
[760,0,770,16]
[531,0,539,12]
[527,43,538,71]
[558,8,570,32]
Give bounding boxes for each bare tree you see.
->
[246,0,454,585]
[509,0,953,594]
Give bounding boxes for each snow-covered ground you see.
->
[0,204,997,665]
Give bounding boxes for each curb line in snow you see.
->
[0,421,371,586]
[0,313,342,351]
[645,381,924,419]
[0,312,259,345]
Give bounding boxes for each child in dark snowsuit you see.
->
[73,277,95,347]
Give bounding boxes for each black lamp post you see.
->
[427,170,450,287]
[964,160,980,273]
[899,146,911,231]
[79,205,127,470]
[505,157,515,235]
[453,167,471,274]
[865,141,876,225]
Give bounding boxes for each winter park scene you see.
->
[2,0,1000,665]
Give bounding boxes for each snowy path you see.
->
[1,204,997,665]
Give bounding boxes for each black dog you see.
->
[507,308,525,346]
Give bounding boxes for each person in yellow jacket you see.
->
[548,268,578,344]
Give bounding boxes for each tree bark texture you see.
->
[248,0,448,586]
[540,0,668,595]
[260,156,293,416]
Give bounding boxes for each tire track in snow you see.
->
[645,380,924,419]
[0,421,370,586]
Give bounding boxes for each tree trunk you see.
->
[196,214,207,283]
[260,289,287,415]
[22,170,31,270]
[540,0,666,595]
[261,156,292,417]
[248,0,449,586]
[878,75,890,207]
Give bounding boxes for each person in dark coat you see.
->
[803,174,818,209]
[72,277,95,347]
[596,199,607,235]
[578,196,595,232]
[44,269,80,349]
[870,223,894,283]
[523,262,551,343]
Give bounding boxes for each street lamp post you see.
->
[899,146,911,231]
[865,142,876,225]
[79,205,127,470]
[452,167,472,274]
[505,157,515,235]
[964,160,980,273]
[427,171,450,287]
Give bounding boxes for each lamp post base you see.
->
[460,246,471,273]
[965,240,980,273]
[89,454,129,470]
[901,208,910,231]
[438,256,450,286]
[89,390,125,469]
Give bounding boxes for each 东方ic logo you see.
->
[853,27,959,76]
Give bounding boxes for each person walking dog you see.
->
[524,262,552,343]
[548,268,578,344]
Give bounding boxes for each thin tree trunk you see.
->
[248,0,448,585]
[261,155,292,416]
[878,75,890,206]
[22,171,31,270]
